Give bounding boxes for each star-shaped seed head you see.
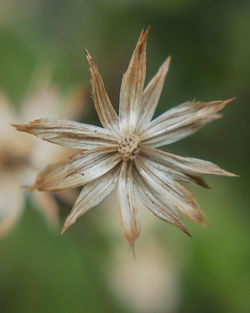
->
[13,27,237,251]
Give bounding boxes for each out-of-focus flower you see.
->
[0,78,87,237]
[103,194,182,313]
[108,239,180,313]
[14,27,237,251]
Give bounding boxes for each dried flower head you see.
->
[13,27,237,250]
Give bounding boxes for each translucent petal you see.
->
[117,161,141,251]
[141,98,235,147]
[133,162,191,236]
[142,146,237,178]
[31,147,122,191]
[62,165,121,234]
[140,152,210,188]
[119,28,149,134]
[135,57,171,132]
[135,157,207,225]
[85,50,120,134]
[13,118,116,149]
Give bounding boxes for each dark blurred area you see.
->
[0,1,249,313]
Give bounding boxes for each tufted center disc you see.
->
[117,135,141,161]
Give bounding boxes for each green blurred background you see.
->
[0,0,249,312]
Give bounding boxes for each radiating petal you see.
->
[85,50,120,134]
[133,162,191,236]
[135,57,171,132]
[13,118,116,149]
[135,157,207,225]
[142,146,237,178]
[117,161,141,251]
[30,147,122,192]
[141,98,235,147]
[140,152,210,188]
[119,27,150,134]
[142,119,208,147]
[61,165,121,234]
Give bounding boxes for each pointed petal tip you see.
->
[194,211,210,227]
[12,121,41,133]
[215,97,236,105]
[185,229,192,237]
[21,185,33,191]
[61,222,70,235]
[179,223,192,237]
[85,50,96,68]
[221,169,239,177]
[166,55,171,64]
[138,26,150,46]
[215,97,235,112]
[161,56,171,72]
[29,180,52,192]
[124,230,139,257]
[61,207,80,235]
[11,123,26,132]
[224,97,236,104]
[143,25,151,38]
[84,49,90,56]
[85,50,93,64]
[216,97,236,111]
[228,172,239,177]
[201,220,210,227]
[128,242,136,258]
[26,184,36,192]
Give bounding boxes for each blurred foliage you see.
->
[0,0,249,313]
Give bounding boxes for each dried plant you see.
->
[13,27,237,251]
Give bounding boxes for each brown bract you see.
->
[13,27,237,251]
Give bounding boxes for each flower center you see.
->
[118,135,141,161]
